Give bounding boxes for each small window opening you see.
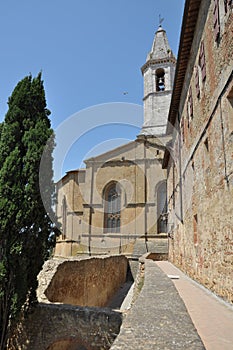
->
[188,87,194,118]
[213,0,220,41]
[156,68,165,92]
[193,214,198,245]
[191,160,195,171]
[195,65,200,98]
[204,138,209,152]
[181,119,185,143]
[199,41,206,82]
[227,86,233,106]
[227,86,233,132]
[224,0,232,13]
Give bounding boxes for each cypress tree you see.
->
[0,73,56,348]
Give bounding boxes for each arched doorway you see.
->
[47,339,89,350]
[103,182,121,233]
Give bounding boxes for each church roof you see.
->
[84,140,136,163]
[147,25,175,62]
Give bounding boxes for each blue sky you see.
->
[0,0,185,180]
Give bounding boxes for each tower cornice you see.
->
[143,90,173,101]
[141,57,176,74]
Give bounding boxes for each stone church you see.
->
[55,25,176,257]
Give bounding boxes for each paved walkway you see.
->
[156,261,233,350]
[111,259,205,349]
[111,259,233,349]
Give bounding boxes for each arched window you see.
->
[104,183,121,233]
[157,181,167,233]
[62,196,67,239]
[156,68,165,92]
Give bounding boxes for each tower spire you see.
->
[148,25,175,62]
[139,26,176,136]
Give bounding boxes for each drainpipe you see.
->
[88,162,95,256]
[143,140,148,250]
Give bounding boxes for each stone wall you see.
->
[9,304,122,350]
[166,0,233,303]
[9,256,129,349]
[38,255,128,307]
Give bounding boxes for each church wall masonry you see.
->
[55,139,168,257]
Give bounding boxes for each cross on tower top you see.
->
[159,14,164,27]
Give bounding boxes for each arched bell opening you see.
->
[156,68,165,92]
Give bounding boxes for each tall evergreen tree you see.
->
[0,73,56,349]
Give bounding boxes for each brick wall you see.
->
[166,0,233,303]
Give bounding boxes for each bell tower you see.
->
[140,25,176,136]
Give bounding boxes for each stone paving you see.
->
[110,259,205,350]
[157,261,233,350]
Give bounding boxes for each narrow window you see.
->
[191,159,195,171]
[186,103,189,126]
[204,137,209,152]
[193,214,198,245]
[181,118,185,143]
[188,87,193,118]
[104,183,121,233]
[156,68,165,91]
[224,0,228,13]
[213,0,220,41]
[195,65,200,98]
[199,41,206,82]
[224,0,232,13]
[227,86,233,132]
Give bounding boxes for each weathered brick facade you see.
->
[163,0,233,303]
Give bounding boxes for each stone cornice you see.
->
[143,90,172,101]
[141,57,176,74]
